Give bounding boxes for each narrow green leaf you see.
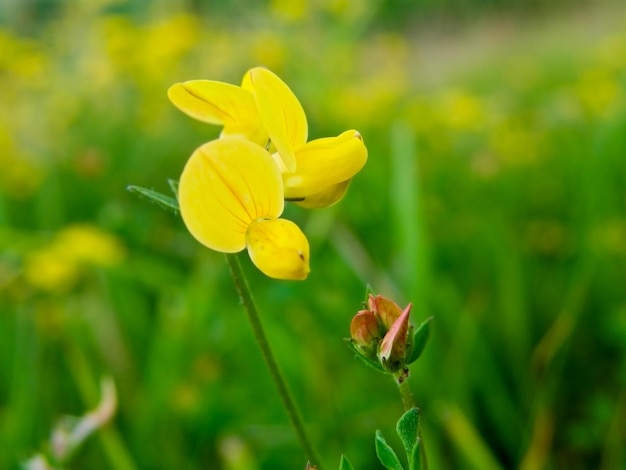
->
[338,454,355,470]
[406,317,433,364]
[127,185,179,213]
[375,430,404,470]
[396,407,420,463]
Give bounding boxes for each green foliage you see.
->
[375,430,404,470]
[374,408,423,470]
[396,408,420,469]
[406,317,432,365]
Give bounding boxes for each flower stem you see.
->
[396,373,415,411]
[396,374,428,470]
[225,254,323,469]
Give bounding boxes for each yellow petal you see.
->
[249,67,307,173]
[246,218,310,280]
[290,180,351,209]
[240,68,254,92]
[283,130,367,203]
[179,138,284,253]
[167,81,268,145]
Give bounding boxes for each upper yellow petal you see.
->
[283,130,367,204]
[178,138,284,253]
[246,217,310,280]
[167,80,268,145]
[249,67,307,173]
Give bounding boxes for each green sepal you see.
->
[345,340,386,373]
[127,185,180,212]
[364,283,377,302]
[396,407,420,470]
[406,317,433,365]
[338,454,355,470]
[375,430,404,470]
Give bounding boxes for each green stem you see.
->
[396,375,415,411]
[225,254,323,469]
[396,374,428,470]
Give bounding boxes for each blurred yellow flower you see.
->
[248,31,286,72]
[53,225,126,267]
[178,138,310,280]
[23,224,126,293]
[575,69,622,117]
[270,0,309,22]
[168,67,367,208]
[24,250,80,294]
[439,89,486,131]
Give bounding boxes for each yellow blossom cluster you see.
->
[168,67,367,280]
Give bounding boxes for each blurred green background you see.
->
[1,0,626,468]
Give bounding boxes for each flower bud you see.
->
[350,309,382,358]
[349,293,418,374]
[378,304,412,372]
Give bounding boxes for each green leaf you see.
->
[127,185,180,213]
[406,317,433,365]
[338,454,355,470]
[396,407,420,469]
[375,430,404,470]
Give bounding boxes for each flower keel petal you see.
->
[246,218,310,280]
[283,130,367,206]
[289,180,351,209]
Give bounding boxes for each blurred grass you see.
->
[1,0,626,468]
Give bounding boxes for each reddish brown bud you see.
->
[368,294,404,330]
[350,309,381,357]
[379,303,412,371]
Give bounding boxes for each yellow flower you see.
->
[178,137,310,280]
[168,67,367,208]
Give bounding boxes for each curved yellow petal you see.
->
[240,68,254,92]
[167,81,268,145]
[283,130,367,204]
[179,138,284,253]
[249,67,307,173]
[246,218,310,280]
[290,180,351,209]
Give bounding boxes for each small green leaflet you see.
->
[127,185,179,213]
